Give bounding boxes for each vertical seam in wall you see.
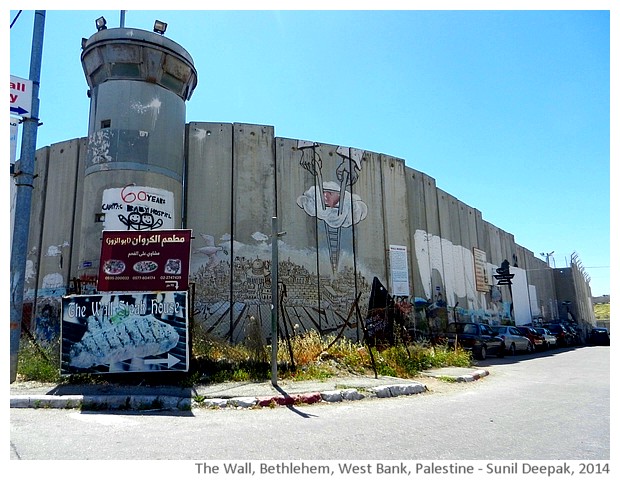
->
[436,190,447,306]
[181,123,190,229]
[272,131,277,218]
[350,153,360,342]
[229,124,236,341]
[31,147,51,320]
[379,154,389,288]
[311,144,323,334]
[67,141,80,284]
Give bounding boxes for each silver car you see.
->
[491,325,533,355]
[533,327,557,349]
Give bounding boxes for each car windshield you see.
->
[446,323,478,334]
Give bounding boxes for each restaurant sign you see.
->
[97,229,192,292]
[61,291,189,374]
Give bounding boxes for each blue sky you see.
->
[8,5,613,296]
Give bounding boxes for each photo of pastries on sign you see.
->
[68,314,180,369]
[133,260,158,273]
[103,259,125,275]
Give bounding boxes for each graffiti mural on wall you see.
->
[101,185,174,231]
[296,141,368,274]
[191,250,373,343]
[413,228,533,325]
[33,299,61,345]
[189,143,374,343]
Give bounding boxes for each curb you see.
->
[10,394,192,411]
[191,382,427,410]
[10,372,488,411]
[10,382,427,411]
[454,369,489,382]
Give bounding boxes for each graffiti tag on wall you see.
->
[101,185,174,231]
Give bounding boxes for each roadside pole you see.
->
[270,217,287,386]
[271,217,279,386]
[10,10,45,383]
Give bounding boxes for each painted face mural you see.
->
[296,142,368,273]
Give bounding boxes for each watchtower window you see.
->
[110,62,141,78]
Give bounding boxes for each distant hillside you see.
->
[594,303,610,320]
[592,295,610,304]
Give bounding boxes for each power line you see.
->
[10,10,23,29]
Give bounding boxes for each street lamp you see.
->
[540,251,554,267]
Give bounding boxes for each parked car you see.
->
[438,322,505,360]
[490,325,533,355]
[533,327,557,349]
[566,325,582,345]
[588,327,610,346]
[515,326,545,351]
[543,323,574,347]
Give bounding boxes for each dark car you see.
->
[439,322,505,360]
[566,325,582,345]
[515,326,545,351]
[588,327,610,346]
[543,324,574,347]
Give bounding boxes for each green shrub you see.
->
[16,336,61,383]
[16,323,471,385]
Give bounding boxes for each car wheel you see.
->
[509,343,516,356]
[526,342,533,353]
[475,345,487,361]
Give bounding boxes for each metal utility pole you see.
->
[270,217,286,386]
[271,217,279,386]
[10,10,45,383]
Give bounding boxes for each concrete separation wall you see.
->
[21,122,565,346]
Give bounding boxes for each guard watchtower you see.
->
[78,19,197,277]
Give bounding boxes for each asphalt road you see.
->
[9,346,610,468]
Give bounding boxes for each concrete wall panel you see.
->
[37,141,81,293]
[25,147,50,300]
[353,150,387,287]
[380,155,412,296]
[406,169,428,300]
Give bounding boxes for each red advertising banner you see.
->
[98,230,192,292]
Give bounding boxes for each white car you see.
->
[491,325,533,355]
[533,327,557,349]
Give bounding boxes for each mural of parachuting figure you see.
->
[296,141,368,273]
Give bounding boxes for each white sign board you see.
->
[10,75,33,118]
[389,244,410,297]
[101,186,175,231]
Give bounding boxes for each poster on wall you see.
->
[473,247,490,292]
[97,229,192,292]
[389,245,410,296]
[61,291,188,374]
[101,185,175,231]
